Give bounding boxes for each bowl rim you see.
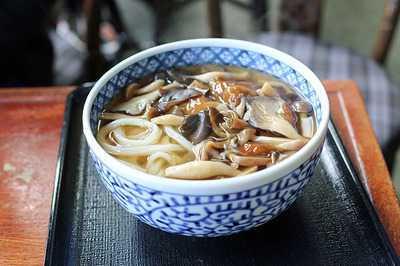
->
[82,38,330,194]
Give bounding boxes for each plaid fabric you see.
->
[243,32,400,154]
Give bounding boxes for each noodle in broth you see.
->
[97,64,316,180]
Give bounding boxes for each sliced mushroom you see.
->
[237,128,256,145]
[299,115,315,139]
[199,139,226,161]
[179,96,222,115]
[228,153,271,166]
[235,96,246,118]
[257,81,280,97]
[277,139,308,151]
[111,89,160,115]
[188,79,210,94]
[271,83,301,103]
[134,79,165,95]
[252,136,308,151]
[161,81,182,91]
[166,68,196,84]
[226,117,250,130]
[243,96,302,139]
[208,106,227,138]
[166,105,184,116]
[146,107,161,120]
[165,161,241,179]
[156,88,202,112]
[237,142,277,157]
[124,83,141,99]
[180,110,211,144]
[236,138,307,159]
[291,100,313,113]
[151,114,184,126]
[211,80,257,109]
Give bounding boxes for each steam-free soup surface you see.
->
[97,64,316,180]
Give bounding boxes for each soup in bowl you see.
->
[82,38,329,237]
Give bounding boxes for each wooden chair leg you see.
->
[84,0,105,81]
[207,0,223,37]
[371,0,400,64]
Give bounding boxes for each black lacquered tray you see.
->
[45,84,398,265]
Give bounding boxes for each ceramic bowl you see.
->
[82,38,330,237]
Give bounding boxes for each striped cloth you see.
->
[242,32,400,156]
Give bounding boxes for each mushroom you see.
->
[180,110,211,144]
[236,142,277,157]
[257,81,280,97]
[252,136,308,150]
[166,105,184,116]
[189,71,250,83]
[188,79,211,94]
[210,80,257,110]
[299,115,315,139]
[156,88,202,112]
[165,161,241,179]
[199,139,226,161]
[236,138,307,159]
[161,81,182,91]
[270,83,301,103]
[235,96,246,118]
[111,89,160,115]
[151,114,184,126]
[227,153,271,166]
[291,100,313,113]
[226,117,250,130]
[124,83,141,99]
[146,107,162,120]
[134,79,165,96]
[277,139,308,151]
[208,106,227,138]
[237,128,256,145]
[179,96,224,115]
[243,96,302,140]
[166,68,196,84]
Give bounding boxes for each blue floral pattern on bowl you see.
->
[89,143,322,237]
[86,44,326,237]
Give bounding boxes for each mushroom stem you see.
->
[151,114,184,126]
[228,153,271,166]
[165,161,241,179]
[189,71,250,83]
[134,80,165,95]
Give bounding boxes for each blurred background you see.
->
[45,0,400,87]
[1,0,400,191]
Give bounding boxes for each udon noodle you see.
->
[97,64,316,180]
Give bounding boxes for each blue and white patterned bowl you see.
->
[82,39,330,237]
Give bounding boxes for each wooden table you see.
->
[0,81,399,264]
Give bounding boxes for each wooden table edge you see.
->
[2,83,398,262]
[323,80,400,258]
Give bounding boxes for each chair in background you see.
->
[207,0,400,169]
[84,0,400,169]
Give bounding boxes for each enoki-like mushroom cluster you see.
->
[97,64,315,180]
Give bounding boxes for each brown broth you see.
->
[96,64,316,180]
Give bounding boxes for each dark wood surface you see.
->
[0,81,399,264]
